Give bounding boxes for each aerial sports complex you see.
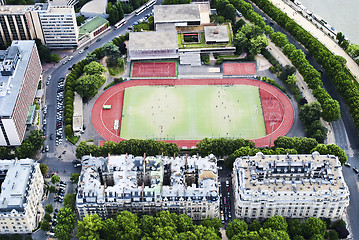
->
[90,4,294,148]
[91,63,294,148]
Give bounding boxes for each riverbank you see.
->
[267,0,359,82]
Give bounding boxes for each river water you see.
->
[297,0,359,44]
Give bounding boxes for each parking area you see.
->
[55,77,65,146]
[217,161,235,225]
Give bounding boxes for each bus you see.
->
[146,0,156,8]
[114,19,126,29]
[135,5,147,15]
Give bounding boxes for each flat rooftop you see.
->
[79,16,108,38]
[0,5,32,14]
[204,25,229,42]
[80,0,107,15]
[129,31,178,51]
[48,5,73,13]
[234,152,348,193]
[0,159,36,212]
[0,41,36,117]
[154,4,201,23]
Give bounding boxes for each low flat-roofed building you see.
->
[204,25,229,43]
[73,93,83,136]
[76,154,219,220]
[0,158,44,234]
[80,0,108,18]
[78,16,109,45]
[154,4,201,27]
[233,152,350,220]
[128,31,179,60]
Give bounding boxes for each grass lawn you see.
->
[120,85,266,140]
[108,58,125,77]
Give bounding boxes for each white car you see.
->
[48,75,51,80]
[79,50,84,54]
[46,80,50,85]
[68,56,73,61]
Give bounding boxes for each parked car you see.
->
[84,46,89,50]
[353,167,359,173]
[72,160,81,164]
[96,38,102,42]
[79,50,84,54]
[74,163,81,168]
[345,162,351,167]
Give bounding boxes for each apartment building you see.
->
[0,40,41,146]
[76,154,220,220]
[233,152,350,220]
[0,158,44,234]
[0,3,78,49]
[34,4,78,49]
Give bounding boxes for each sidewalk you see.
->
[265,41,336,144]
[267,0,359,81]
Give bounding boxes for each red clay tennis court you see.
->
[131,61,177,78]
[223,63,256,76]
[91,78,294,148]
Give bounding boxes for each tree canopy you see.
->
[77,211,221,240]
[75,74,106,99]
[83,61,107,75]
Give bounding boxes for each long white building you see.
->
[76,154,220,220]
[0,158,44,234]
[233,152,349,220]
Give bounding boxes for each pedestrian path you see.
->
[268,0,359,81]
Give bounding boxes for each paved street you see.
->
[34,1,359,238]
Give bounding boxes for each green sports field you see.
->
[120,85,266,140]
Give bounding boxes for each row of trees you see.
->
[74,61,107,99]
[77,211,221,240]
[0,130,45,159]
[107,1,125,25]
[299,102,328,143]
[34,39,59,63]
[228,0,341,123]
[245,0,359,130]
[282,43,340,122]
[64,33,129,141]
[75,139,180,159]
[211,0,237,23]
[77,136,347,167]
[195,136,347,168]
[234,23,269,58]
[226,215,348,240]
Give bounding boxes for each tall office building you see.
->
[232,152,350,220]
[76,154,220,220]
[34,4,78,49]
[0,158,44,234]
[0,3,78,49]
[0,40,41,146]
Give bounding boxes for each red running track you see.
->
[91,78,294,148]
[131,61,177,78]
[223,63,256,76]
